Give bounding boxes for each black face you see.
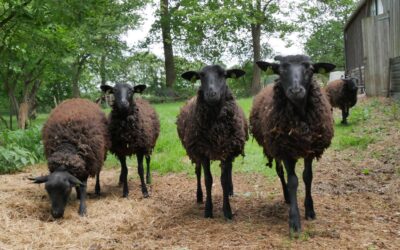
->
[278,61,313,105]
[45,172,72,218]
[181,65,246,105]
[257,55,336,106]
[30,171,83,219]
[100,84,147,113]
[344,78,358,93]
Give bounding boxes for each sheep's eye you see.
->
[199,72,205,78]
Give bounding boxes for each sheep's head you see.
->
[29,170,84,218]
[257,55,335,112]
[343,78,358,93]
[100,83,146,113]
[181,65,245,105]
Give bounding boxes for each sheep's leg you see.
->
[76,186,81,199]
[303,158,315,220]
[78,179,88,216]
[202,159,213,218]
[227,162,234,196]
[221,160,233,219]
[118,155,129,197]
[195,163,203,203]
[276,160,290,204]
[341,106,348,124]
[95,172,101,196]
[283,158,301,234]
[137,153,149,198]
[145,155,151,184]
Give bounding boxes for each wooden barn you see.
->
[344,0,400,98]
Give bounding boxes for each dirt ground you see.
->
[1,99,400,249]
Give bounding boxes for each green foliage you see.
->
[0,126,44,173]
[298,0,357,66]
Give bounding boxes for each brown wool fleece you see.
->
[108,98,160,157]
[176,88,248,163]
[250,80,334,162]
[42,98,110,180]
[324,79,358,109]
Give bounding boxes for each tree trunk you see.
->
[18,102,29,130]
[72,54,89,98]
[100,54,106,86]
[251,23,262,95]
[160,0,176,92]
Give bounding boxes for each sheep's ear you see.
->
[256,61,280,75]
[67,174,85,187]
[29,176,48,184]
[313,63,336,74]
[181,71,200,82]
[100,85,114,93]
[133,84,146,94]
[226,69,246,79]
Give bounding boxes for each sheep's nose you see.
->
[51,210,64,218]
[289,87,302,95]
[121,100,129,107]
[208,90,217,98]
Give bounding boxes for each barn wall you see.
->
[344,4,368,72]
[389,0,400,58]
[362,13,390,96]
[390,57,400,99]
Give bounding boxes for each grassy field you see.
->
[1,97,400,249]
[4,96,398,178]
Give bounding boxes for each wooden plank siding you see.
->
[344,0,400,97]
[390,57,400,99]
[344,4,368,72]
[362,13,390,96]
[389,0,400,58]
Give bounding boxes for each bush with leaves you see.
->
[0,126,44,173]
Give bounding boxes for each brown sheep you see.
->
[325,78,358,124]
[30,98,109,218]
[177,65,248,219]
[101,83,160,198]
[250,55,335,234]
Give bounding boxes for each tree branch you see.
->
[0,0,32,29]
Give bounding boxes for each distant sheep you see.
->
[325,77,358,124]
[30,98,109,218]
[250,55,335,234]
[101,83,160,198]
[177,65,248,219]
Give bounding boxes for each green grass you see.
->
[103,98,276,178]
[2,97,392,177]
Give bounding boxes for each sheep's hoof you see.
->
[146,176,152,185]
[196,191,203,203]
[142,192,149,198]
[78,207,87,217]
[122,192,129,198]
[289,218,301,235]
[223,210,233,220]
[305,210,316,220]
[229,191,234,197]
[204,210,213,218]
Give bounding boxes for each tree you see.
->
[169,0,293,95]
[160,0,177,92]
[298,0,357,69]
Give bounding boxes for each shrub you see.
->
[0,126,44,173]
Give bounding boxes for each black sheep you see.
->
[176,65,248,219]
[250,55,335,234]
[30,98,110,218]
[325,77,358,124]
[101,83,160,198]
